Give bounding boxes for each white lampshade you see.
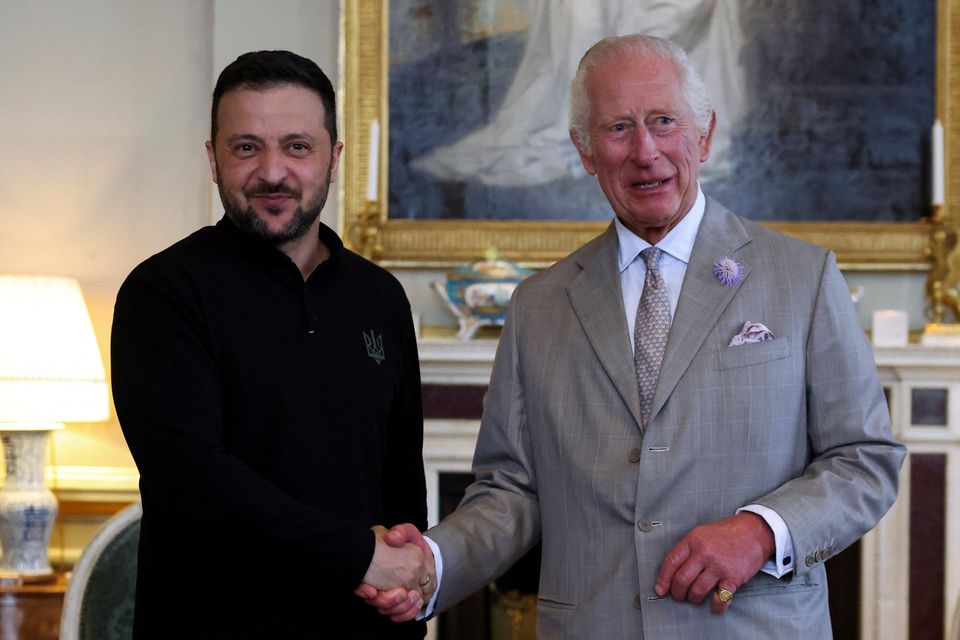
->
[0,275,108,425]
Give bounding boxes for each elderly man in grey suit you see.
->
[359,34,904,638]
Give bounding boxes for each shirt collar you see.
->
[615,185,706,273]
[216,215,342,256]
[215,215,343,277]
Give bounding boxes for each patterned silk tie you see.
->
[634,247,670,427]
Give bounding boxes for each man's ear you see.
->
[570,129,597,176]
[698,111,717,163]
[205,140,218,184]
[328,141,345,184]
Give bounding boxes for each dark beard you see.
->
[217,167,331,245]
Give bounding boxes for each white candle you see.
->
[933,118,945,206]
[366,119,380,202]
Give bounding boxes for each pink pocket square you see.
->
[729,321,775,347]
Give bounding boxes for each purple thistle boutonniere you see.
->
[713,257,744,287]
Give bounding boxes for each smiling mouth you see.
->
[253,193,294,208]
[630,179,666,190]
[251,194,294,215]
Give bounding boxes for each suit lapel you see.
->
[567,224,645,431]
[649,199,752,422]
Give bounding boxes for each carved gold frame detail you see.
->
[928,0,960,322]
[340,0,953,283]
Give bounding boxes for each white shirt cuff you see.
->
[737,504,794,578]
[417,535,443,620]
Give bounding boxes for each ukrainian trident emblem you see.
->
[363,330,385,365]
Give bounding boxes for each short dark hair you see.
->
[210,50,337,145]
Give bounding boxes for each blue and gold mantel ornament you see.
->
[433,249,534,339]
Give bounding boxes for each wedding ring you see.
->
[419,575,431,587]
[716,587,734,603]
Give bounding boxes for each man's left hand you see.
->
[654,512,775,614]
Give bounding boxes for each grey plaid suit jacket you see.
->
[428,198,905,639]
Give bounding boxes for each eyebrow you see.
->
[279,132,316,144]
[595,113,636,126]
[224,132,317,145]
[225,133,261,146]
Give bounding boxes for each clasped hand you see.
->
[355,524,435,622]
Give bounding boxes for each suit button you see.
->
[633,594,643,609]
[638,518,653,532]
[628,448,642,463]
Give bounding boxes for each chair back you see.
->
[59,502,142,640]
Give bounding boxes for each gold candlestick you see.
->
[926,203,947,324]
[923,203,960,340]
[348,200,383,261]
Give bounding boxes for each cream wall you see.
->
[0,0,342,477]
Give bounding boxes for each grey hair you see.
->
[569,34,713,152]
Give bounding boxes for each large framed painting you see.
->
[341,0,960,275]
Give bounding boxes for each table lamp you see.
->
[0,275,108,580]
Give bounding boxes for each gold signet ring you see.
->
[717,588,734,603]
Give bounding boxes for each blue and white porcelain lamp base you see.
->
[0,424,61,582]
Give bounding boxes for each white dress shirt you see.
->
[422,186,793,618]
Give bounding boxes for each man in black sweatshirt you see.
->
[112,50,430,639]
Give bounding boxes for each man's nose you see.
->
[630,126,659,166]
[257,147,288,183]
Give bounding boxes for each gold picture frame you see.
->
[340,0,955,275]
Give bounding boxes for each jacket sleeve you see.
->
[754,251,906,575]
[427,291,542,612]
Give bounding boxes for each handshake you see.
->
[355,524,436,622]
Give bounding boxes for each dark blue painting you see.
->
[388,0,935,222]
